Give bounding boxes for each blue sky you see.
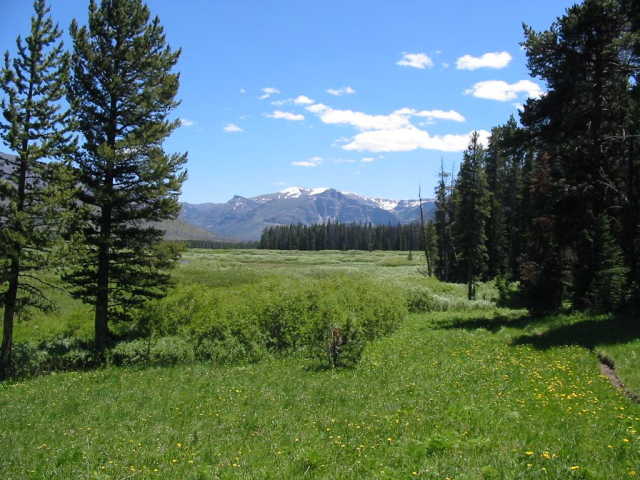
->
[2,0,577,203]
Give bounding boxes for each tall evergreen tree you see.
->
[485,125,509,279]
[519,153,565,314]
[521,0,636,308]
[0,0,74,378]
[587,214,628,312]
[64,0,187,351]
[453,132,490,300]
[434,161,454,281]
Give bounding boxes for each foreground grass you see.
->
[2,310,639,479]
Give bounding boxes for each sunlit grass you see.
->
[2,249,640,479]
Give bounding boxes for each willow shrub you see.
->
[132,274,407,368]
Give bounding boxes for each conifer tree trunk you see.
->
[0,261,19,378]
[95,211,111,351]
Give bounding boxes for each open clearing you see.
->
[1,250,639,479]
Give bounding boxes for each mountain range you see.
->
[179,187,435,241]
[1,151,435,243]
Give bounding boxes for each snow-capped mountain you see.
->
[180,187,435,241]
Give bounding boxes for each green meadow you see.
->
[1,249,639,479]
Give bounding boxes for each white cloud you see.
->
[456,51,512,70]
[513,103,525,112]
[465,80,543,101]
[361,157,376,163]
[293,95,315,105]
[240,88,246,94]
[224,123,243,133]
[259,87,280,100]
[306,105,465,131]
[393,108,465,123]
[326,86,356,96]
[306,103,329,113]
[342,127,490,153]
[292,156,322,167]
[303,102,473,153]
[396,52,434,69]
[318,108,410,130]
[266,110,305,121]
[179,118,195,127]
[271,99,289,106]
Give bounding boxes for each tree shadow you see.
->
[436,311,640,351]
[511,315,640,350]
[436,313,541,333]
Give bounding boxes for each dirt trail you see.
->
[597,353,640,404]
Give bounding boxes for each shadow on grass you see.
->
[512,315,640,350]
[436,314,540,333]
[438,311,640,351]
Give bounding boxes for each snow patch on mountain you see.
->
[278,186,329,198]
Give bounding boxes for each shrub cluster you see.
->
[9,274,407,377]
[125,275,407,368]
[405,286,494,313]
[10,337,99,378]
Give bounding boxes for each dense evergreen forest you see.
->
[259,221,435,253]
[262,0,640,313]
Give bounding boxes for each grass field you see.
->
[1,249,639,479]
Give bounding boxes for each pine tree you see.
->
[521,0,635,309]
[0,0,74,378]
[518,153,565,314]
[64,0,187,351]
[434,161,453,281]
[453,132,490,300]
[587,214,628,311]
[424,221,438,275]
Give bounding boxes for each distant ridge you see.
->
[180,187,435,241]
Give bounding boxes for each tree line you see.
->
[259,221,437,253]
[0,0,185,378]
[433,0,640,312]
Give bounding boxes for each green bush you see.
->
[7,273,408,377]
[9,336,99,378]
[107,336,195,367]
[406,287,440,312]
[137,274,407,368]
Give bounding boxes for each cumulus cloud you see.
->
[393,108,465,123]
[326,86,356,96]
[456,51,512,70]
[396,53,434,69]
[240,88,247,94]
[342,127,490,153]
[318,108,410,130]
[465,80,543,101]
[306,103,330,113]
[179,118,195,127]
[259,87,280,100]
[292,156,322,167]
[303,102,473,153]
[361,157,376,163]
[305,105,465,131]
[224,123,243,133]
[266,110,305,121]
[293,95,315,104]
